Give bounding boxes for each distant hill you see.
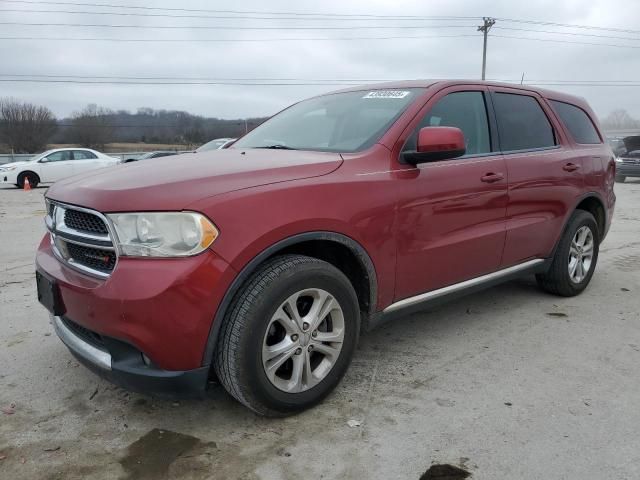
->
[51,107,268,145]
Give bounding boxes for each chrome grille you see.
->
[64,209,109,235]
[46,201,117,278]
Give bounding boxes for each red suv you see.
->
[36,81,616,416]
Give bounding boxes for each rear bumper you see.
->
[52,314,209,397]
[617,162,640,177]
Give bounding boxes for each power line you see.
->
[0,0,479,19]
[495,17,640,36]
[0,33,480,42]
[0,74,390,81]
[2,1,638,36]
[3,33,639,49]
[491,34,640,49]
[1,77,640,87]
[494,26,640,42]
[0,8,479,22]
[0,21,478,30]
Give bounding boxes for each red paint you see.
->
[417,126,465,153]
[39,80,615,371]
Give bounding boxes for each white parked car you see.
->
[0,148,120,189]
[196,138,237,152]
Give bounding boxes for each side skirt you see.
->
[366,258,549,331]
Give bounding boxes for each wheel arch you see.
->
[201,231,378,366]
[574,193,606,240]
[548,192,607,262]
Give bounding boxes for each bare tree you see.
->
[601,109,639,130]
[70,104,115,148]
[0,98,57,153]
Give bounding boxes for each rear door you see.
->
[393,87,509,300]
[39,150,74,182]
[71,150,101,175]
[489,87,584,266]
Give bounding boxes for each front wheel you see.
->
[214,254,360,416]
[536,210,599,296]
[17,172,39,189]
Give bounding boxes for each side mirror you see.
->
[38,157,49,163]
[402,126,466,164]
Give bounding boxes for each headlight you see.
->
[614,157,623,163]
[107,212,218,257]
[0,165,17,171]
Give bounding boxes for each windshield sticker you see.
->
[363,90,411,99]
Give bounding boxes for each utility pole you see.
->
[477,17,496,81]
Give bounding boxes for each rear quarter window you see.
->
[549,100,602,145]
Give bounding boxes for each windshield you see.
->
[231,89,423,153]
[197,139,229,152]
[31,149,55,161]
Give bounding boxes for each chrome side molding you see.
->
[383,259,545,314]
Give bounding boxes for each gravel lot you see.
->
[1,182,639,480]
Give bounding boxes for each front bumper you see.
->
[36,233,237,380]
[52,314,209,397]
[1,170,18,184]
[617,161,640,177]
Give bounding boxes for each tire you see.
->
[214,254,360,416]
[17,171,40,189]
[615,175,626,183]
[536,210,599,297]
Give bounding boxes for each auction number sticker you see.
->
[363,90,411,99]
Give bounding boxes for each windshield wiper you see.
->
[254,144,297,150]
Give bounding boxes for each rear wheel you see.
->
[17,172,39,189]
[214,254,360,416]
[536,210,599,296]
[615,175,626,183]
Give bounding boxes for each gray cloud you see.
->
[1,0,639,119]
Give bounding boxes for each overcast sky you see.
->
[1,0,638,120]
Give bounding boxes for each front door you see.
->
[394,87,508,301]
[39,150,74,182]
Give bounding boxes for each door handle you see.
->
[563,163,580,172]
[481,172,504,183]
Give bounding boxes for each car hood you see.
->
[623,136,640,154]
[46,149,343,212]
[0,161,32,169]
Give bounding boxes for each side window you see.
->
[45,151,72,162]
[549,100,601,144]
[492,93,556,151]
[73,150,98,160]
[403,91,491,156]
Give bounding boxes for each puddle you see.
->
[420,464,471,480]
[120,428,206,480]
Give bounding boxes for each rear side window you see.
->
[493,93,556,151]
[72,150,98,160]
[550,100,601,144]
[404,91,491,156]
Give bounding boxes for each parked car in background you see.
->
[124,151,180,163]
[37,81,615,416]
[614,136,640,182]
[196,138,236,152]
[0,148,120,188]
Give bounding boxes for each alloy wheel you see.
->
[262,288,345,393]
[568,226,594,284]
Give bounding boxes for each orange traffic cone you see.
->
[23,177,31,191]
